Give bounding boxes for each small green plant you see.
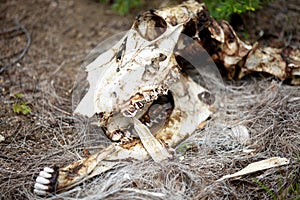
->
[100,0,142,16]
[177,143,198,155]
[204,0,273,21]
[252,178,278,200]
[12,93,31,115]
[252,156,300,200]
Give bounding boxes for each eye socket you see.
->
[133,12,167,41]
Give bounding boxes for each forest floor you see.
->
[0,0,299,199]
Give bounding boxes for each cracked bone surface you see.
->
[34,0,299,196]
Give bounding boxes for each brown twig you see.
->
[0,19,31,74]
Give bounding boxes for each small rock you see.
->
[0,134,5,142]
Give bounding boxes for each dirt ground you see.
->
[0,0,299,199]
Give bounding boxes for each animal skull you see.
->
[34,1,214,195]
[34,0,300,196]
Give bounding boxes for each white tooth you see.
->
[111,133,122,141]
[36,176,50,185]
[131,109,137,116]
[158,87,164,94]
[143,93,151,102]
[34,182,49,190]
[151,91,158,97]
[44,167,54,173]
[163,89,168,95]
[124,109,137,117]
[34,189,47,196]
[134,101,144,109]
[39,171,52,178]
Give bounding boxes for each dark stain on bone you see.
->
[116,37,127,63]
[149,8,157,14]
[198,91,215,105]
[120,139,141,150]
[182,19,197,38]
[116,50,122,62]
[46,166,59,193]
[170,16,178,26]
[68,163,84,176]
[159,53,167,62]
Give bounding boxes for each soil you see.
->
[0,0,299,199]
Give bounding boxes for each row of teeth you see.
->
[122,86,169,118]
[122,67,181,118]
[34,167,54,195]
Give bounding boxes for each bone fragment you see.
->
[0,134,5,143]
[217,157,289,181]
[132,117,172,162]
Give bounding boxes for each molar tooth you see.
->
[123,108,137,117]
[111,132,122,141]
[151,90,158,98]
[162,89,168,95]
[157,87,163,94]
[143,93,151,102]
[134,101,144,109]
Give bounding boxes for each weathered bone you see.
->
[192,9,300,83]
[34,74,212,194]
[132,117,172,162]
[34,0,299,196]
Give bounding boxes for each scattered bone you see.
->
[217,157,289,181]
[132,117,172,162]
[0,134,5,143]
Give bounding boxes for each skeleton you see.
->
[34,0,300,196]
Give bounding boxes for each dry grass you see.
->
[5,75,299,200]
[1,0,299,200]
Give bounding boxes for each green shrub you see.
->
[204,0,273,20]
[99,0,142,16]
[100,0,272,20]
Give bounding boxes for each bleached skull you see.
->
[33,0,300,195]
[74,1,214,148]
[34,1,217,195]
